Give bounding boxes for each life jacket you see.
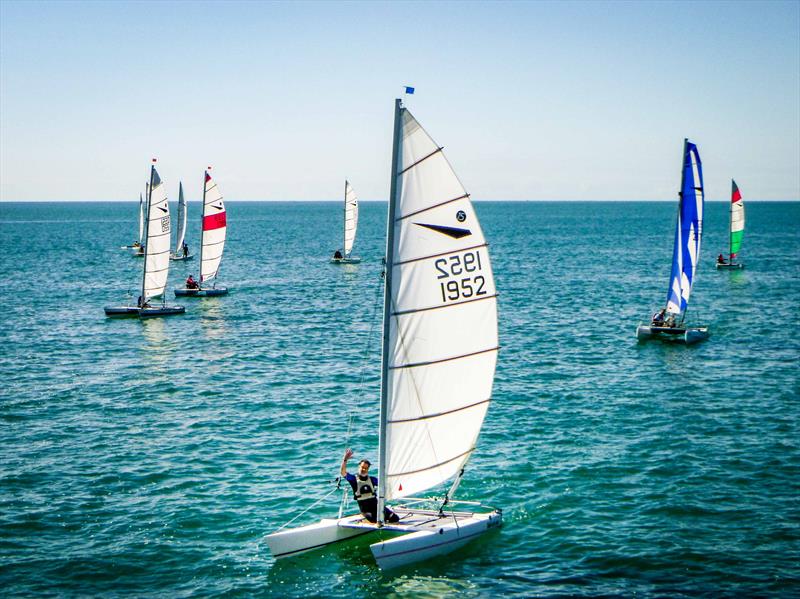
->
[353,475,375,501]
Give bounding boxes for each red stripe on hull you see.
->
[203,212,226,230]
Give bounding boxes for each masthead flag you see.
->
[404,86,415,95]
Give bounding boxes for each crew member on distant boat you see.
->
[333,249,343,260]
[186,275,199,290]
[717,253,726,265]
[340,448,399,524]
[183,242,189,258]
[652,308,666,325]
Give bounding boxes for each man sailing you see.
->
[340,448,399,523]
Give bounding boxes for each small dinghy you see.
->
[105,160,185,319]
[266,98,502,570]
[716,179,745,269]
[170,182,194,261]
[330,180,361,264]
[637,139,709,344]
[121,189,146,249]
[174,168,229,297]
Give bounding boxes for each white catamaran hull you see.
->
[330,257,361,264]
[715,262,744,270]
[264,514,375,559]
[174,286,229,297]
[266,507,501,570]
[170,253,194,261]
[636,324,709,345]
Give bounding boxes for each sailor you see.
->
[333,249,343,260]
[717,254,726,264]
[340,448,399,524]
[183,242,189,258]
[652,308,666,325]
[186,275,199,290]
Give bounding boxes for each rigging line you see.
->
[275,485,341,532]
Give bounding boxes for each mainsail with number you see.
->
[665,139,704,318]
[141,166,172,302]
[378,101,498,510]
[199,171,227,284]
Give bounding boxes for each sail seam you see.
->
[387,398,491,424]
[145,266,170,274]
[396,194,470,221]
[202,240,226,247]
[392,294,498,316]
[146,249,171,256]
[388,447,475,477]
[398,147,444,175]
[394,243,488,267]
[389,346,499,370]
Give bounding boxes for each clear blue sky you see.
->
[1,0,798,201]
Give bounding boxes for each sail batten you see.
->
[380,102,498,503]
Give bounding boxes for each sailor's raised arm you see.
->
[340,448,354,476]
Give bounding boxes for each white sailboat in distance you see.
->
[174,168,228,297]
[170,182,193,261]
[330,180,361,264]
[265,99,501,570]
[105,160,185,318]
[120,188,145,251]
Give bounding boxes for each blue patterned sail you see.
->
[665,139,704,317]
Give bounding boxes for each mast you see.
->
[140,161,156,305]
[729,179,734,261]
[343,179,347,258]
[199,169,207,283]
[378,98,403,525]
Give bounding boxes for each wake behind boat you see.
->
[330,180,361,264]
[266,98,501,570]
[105,161,185,318]
[174,169,229,297]
[716,179,745,269]
[637,139,708,344]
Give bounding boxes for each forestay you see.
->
[344,180,359,257]
[142,168,171,302]
[382,107,498,501]
[175,182,187,253]
[666,140,704,316]
[199,171,226,283]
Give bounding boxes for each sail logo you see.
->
[456,210,466,222]
[414,222,471,239]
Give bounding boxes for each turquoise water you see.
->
[1,200,799,597]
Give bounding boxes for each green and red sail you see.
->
[729,179,745,260]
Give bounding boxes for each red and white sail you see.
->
[199,171,227,283]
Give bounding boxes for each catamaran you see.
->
[121,187,145,251]
[170,182,193,261]
[105,161,185,318]
[716,179,745,269]
[174,169,228,297]
[330,180,360,264]
[637,139,709,344]
[265,99,502,570]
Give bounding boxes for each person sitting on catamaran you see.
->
[717,254,726,265]
[186,275,199,290]
[340,448,399,524]
[652,308,666,326]
[333,249,343,260]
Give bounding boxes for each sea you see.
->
[1,200,798,597]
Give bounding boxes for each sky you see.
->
[0,0,798,202]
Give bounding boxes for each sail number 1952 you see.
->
[434,251,487,302]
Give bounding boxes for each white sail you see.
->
[175,182,187,254]
[382,107,498,501]
[343,180,359,257]
[142,168,171,302]
[138,187,146,244]
[199,171,226,283]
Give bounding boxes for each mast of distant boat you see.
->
[140,160,156,307]
[377,99,403,526]
[343,180,347,258]
[199,169,208,286]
